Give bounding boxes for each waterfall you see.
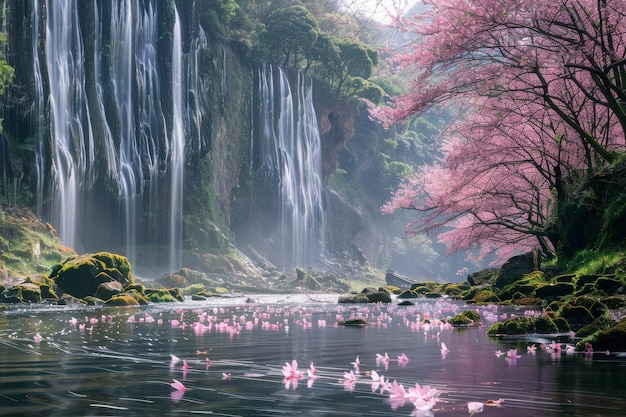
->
[110,0,138,263]
[45,0,95,250]
[255,65,325,269]
[32,0,45,218]
[34,0,192,273]
[169,5,184,272]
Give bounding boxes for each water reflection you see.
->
[0,295,623,416]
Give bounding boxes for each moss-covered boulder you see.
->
[534,282,575,299]
[57,293,87,305]
[575,313,611,338]
[487,316,536,335]
[534,315,559,333]
[50,252,134,299]
[1,283,42,303]
[577,318,626,351]
[338,293,369,303]
[594,277,622,295]
[105,294,140,306]
[94,281,124,301]
[469,289,501,303]
[397,290,418,299]
[144,289,178,303]
[559,304,595,329]
[365,288,392,303]
[449,310,481,326]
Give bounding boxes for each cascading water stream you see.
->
[169,5,184,272]
[32,0,46,218]
[255,65,325,269]
[45,0,95,250]
[110,0,138,263]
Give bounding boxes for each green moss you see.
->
[534,316,558,333]
[104,295,140,307]
[576,313,611,338]
[365,290,392,303]
[146,290,177,303]
[594,277,622,294]
[397,289,418,299]
[471,289,500,303]
[534,282,575,299]
[121,289,150,305]
[92,252,133,282]
[449,309,480,326]
[552,317,571,332]
[559,304,594,329]
[337,318,367,327]
[577,318,626,351]
[182,283,207,295]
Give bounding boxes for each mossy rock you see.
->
[559,304,595,328]
[576,313,611,338]
[51,256,105,298]
[515,297,542,306]
[576,274,605,289]
[534,316,559,333]
[182,283,207,295]
[84,296,105,306]
[397,290,418,299]
[124,283,147,293]
[39,284,58,300]
[145,289,177,303]
[337,318,367,327]
[442,282,470,296]
[57,293,87,305]
[460,286,485,300]
[3,283,42,303]
[577,318,626,351]
[92,252,132,283]
[600,296,626,309]
[449,310,480,326]
[594,277,622,295]
[94,281,124,301]
[168,288,185,302]
[410,281,437,293]
[570,297,608,319]
[552,316,571,332]
[487,316,535,335]
[51,252,133,299]
[554,274,576,283]
[197,290,214,298]
[575,282,596,296]
[121,289,150,305]
[534,282,575,299]
[105,295,140,307]
[214,287,229,294]
[470,289,500,303]
[338,294,369,303]
[365,291,392,303]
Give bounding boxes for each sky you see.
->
[359,0,419,23]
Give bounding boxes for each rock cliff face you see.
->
[0,0,377,278]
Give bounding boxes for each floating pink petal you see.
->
[33,333,43,343]
[170,379,186,391]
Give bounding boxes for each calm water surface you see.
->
[0,294,623,416]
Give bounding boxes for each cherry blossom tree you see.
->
[377,0,626,263]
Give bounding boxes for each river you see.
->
[0,295,623,416]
